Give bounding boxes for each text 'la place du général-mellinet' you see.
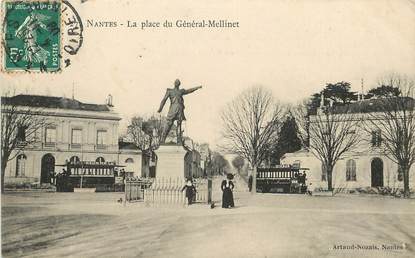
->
[86,19,240,29]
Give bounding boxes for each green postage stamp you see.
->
[2,0,61,72]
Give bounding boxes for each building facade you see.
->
[118,141,142,177]
[282,98,415,190]
[2,95,141,185]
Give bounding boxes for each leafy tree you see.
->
[268,116,302,166]
[307,93,323,114]
[367,85,401,98]
[307,81,357,114]
[323,81,357,104]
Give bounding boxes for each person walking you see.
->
[307,182,314,196]
[182,178,196,205]
[248,175,253,192]
[221,174,235,208]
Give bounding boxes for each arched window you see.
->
[70,156,80,164]
[346,159,356,181]
[124,158,135,176]
[16,154,27,177]
[96,157,105,163]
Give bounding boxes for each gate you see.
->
[124,177,153,202]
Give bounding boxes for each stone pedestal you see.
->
[155,144,189,179]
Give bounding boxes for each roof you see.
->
[323,97,415,115]
[1,94,111,112]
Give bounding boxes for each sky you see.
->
[2,0,415,147]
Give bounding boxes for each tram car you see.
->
[256,164,309,193]
[55,160,125,192]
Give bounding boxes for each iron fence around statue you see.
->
[125,177,212,205]
[193,178,210,203]
[141,177,212,206]
[124,177,153,202]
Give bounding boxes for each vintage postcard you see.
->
[1,0,414,257]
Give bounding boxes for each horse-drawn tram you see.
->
[56,161,125,192]
[256,164,309,193]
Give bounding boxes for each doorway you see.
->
[41,154,55,184]
[371,158,383,187]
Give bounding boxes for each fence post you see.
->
[208,179,212,204]
[123,178,127,206]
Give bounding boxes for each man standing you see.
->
[157,79,202,144]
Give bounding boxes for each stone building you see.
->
[282,97,415,190]
[118,140,142,177]
[2,94,141,185]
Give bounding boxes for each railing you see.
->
[96,144,107,150]
[193,178,210,203]
[70,143,81,149]
[124,177,153,202]
[67,161,117,177]
[144,178,186,206]
[43,142,56,148]
[69,168,114,177]
[257,171,296,179]
[124,177,212,206]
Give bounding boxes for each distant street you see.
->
[2,180,415,258]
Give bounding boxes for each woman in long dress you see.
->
[221,174,235,208]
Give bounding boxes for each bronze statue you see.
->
[158,79,202,144]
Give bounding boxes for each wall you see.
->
[282,150,415,189]
[118,151,142,177]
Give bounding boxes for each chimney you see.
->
[318,93,325,115]
[320,92,325,108]
[359,78,364,101]
[106,94,113,107]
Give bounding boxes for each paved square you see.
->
[2,186,415,258]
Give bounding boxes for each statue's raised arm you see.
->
[183,85,202,95]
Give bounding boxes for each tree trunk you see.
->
[251,166,257,194]
[1,158,8,193]
[403,166,410,198]
[327,165,333,191]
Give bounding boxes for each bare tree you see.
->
[127,115,164,153]
[232,155,245,174]
[211,152,229,176]
[1,94,49,192]
[364,74,415,198]
[293,101,361,191]
[220,86,284,193]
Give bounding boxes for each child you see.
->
[182,178,196,205]
[307,182,314,196]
